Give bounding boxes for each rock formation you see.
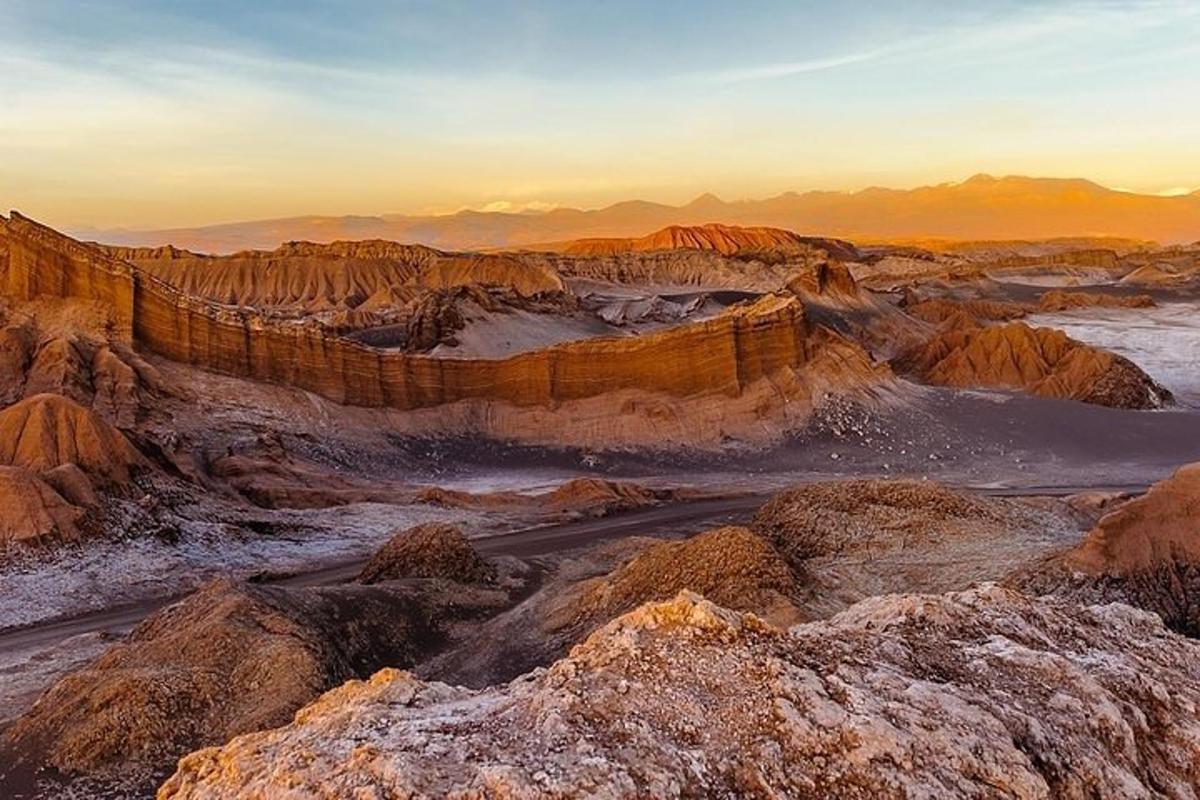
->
[1120,263,1191,286]
[413,253,564,296]
[893,315,1172,408]
[903,296,1028,324]
[561,222,860,260]
[1012,462,1200,635]
[550,526,802,631]
[0,393,146,484]
[1037,290,1155,312]
[753,479,1009,564]
[8,212,886,435]
[541,477,676,514]
[159,587,1200,799]
[0,577,509,794]
[357,523,496,585]
[102,240,439,310]
[0,466,83,547]
[783,260,864,306]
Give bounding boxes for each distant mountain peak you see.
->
[685,192,725,208]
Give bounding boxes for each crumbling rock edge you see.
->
[160,585,1200,799]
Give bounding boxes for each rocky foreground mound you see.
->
[1012,462,1200,635]
[753,479,1008,562]
[553,526,803,632]
[357,523,497,585]
[894,315,1172,408]
[160,587,1200,799]
[0,576,511,795]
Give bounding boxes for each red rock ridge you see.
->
[5,213,868,415]
[562,223,859,260]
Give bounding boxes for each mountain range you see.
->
[72,175,1200,254]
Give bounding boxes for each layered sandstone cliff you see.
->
[6,213,882,430]
[159,587,1200,799]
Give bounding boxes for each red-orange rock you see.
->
[1036,290,1155,312]
[562,223,858,260]
[893,316,1172,408]
[1066,463,1200,575]
[0,393,146,483]
[0,465,83,547]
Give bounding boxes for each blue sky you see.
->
[2,0,1198,227]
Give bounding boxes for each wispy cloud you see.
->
[704,0,1200,85]
[707,48,891,84]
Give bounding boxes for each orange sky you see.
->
[3,1,1198,229]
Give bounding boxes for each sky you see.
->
[2,0,1199,229]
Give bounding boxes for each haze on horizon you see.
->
[3,0,1199,230]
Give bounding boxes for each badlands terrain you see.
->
[1,206,1199,798]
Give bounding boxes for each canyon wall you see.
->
[3,213,829,413]
[3,214,136,341]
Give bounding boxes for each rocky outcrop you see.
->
[893,315,1173,408]
[987,248,1121,272]
[107,240,561,310]
[412,253,564,296]
[1037,290,1155,312]
[357,523,496,585]
[783,260,864,306]
[542,477,676,514]
[551,527,802,631]
[0,466,83,547]
[160,587,1200,799]
[752,479,1010,564]
[1012,463,1200,635]
[0,394,146,483]
[0,577,509,793]
[1120,263,1192,286]
[903,296,1027,324]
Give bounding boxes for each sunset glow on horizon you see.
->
[3,0,1199,230]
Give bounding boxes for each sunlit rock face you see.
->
[3,213,887,424]
[1012,462,1200,636]
[160,587,1200,799]
[893,314,1173,409]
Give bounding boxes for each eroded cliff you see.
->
[5,212,885,424]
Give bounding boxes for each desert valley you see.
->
[5,1,1200,797]
[1,178,1199,797]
